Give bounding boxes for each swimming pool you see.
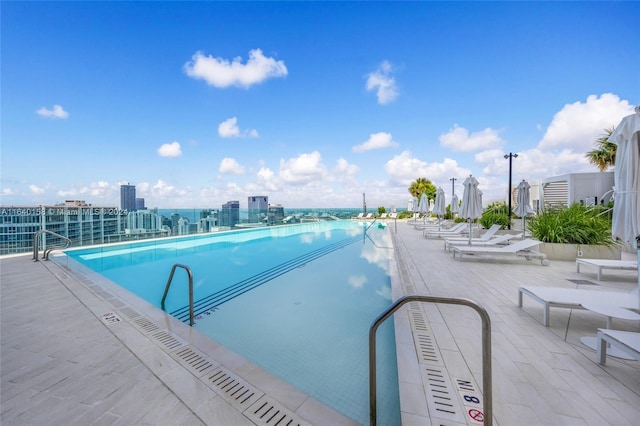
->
[64,221,400,425]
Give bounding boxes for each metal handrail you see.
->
[161,264,194,326]
[369,295,492,426]
[32,230,71,262]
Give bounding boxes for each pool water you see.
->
[65,221,400,425]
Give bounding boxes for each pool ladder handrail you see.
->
[161,264,195,326]
[369,295,492,426]
[32,230,72,262]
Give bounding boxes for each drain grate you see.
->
[93,288,113,300]
[118,306,141,320]
[245,396,311,426]
[131,317,161,334]
[414,332,443,365]
[150,330,186,352]
[421,366,466,424]
[202,366,263,411]
[409,310,429,332]
[171,346,218,377]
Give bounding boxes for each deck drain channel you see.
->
[245,396,310,426]
[131,317,161,334]
[172,346,217,377]
[202,367,263,411]
[150,330,186,352]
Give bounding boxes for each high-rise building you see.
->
[248,196,268,223]
[267,204,285,225]
[220,200,240,228]
[120,184,136,212]
[125,208,161,233]
[135,198,145,210]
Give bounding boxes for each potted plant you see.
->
[527,203,621,260]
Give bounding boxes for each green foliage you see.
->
[527,203,616,245]
[585,127,616,172]
[479,202,509,229]
[398,210,414,219]
[408,177,437,200]
[377,206,386,214]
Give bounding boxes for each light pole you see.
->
[449,177,457,198]
[504,153,518,230]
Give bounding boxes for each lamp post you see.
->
[449,177,457,198]
[504,153,518,230]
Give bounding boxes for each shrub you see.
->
[527,203,616,246]
[479,202,508,229]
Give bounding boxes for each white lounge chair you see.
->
[452,238,549,265]
[517,285,639,326]
[596,329,640,364]
[352,213,364,219]
[444,232,522,252]
[575,258,638,281]
[442,224,502,247]
[423,222,467,238]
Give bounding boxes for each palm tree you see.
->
[408,177,436,200]
[585,127,616,172]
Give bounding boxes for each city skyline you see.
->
[1,2,638,209]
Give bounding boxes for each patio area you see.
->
[1,219,639,425]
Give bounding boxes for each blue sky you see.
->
[2,1,638,209]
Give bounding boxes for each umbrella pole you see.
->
[468,219,472,244]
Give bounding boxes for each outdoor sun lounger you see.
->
[444,232,522,252]
[575,258,638,281]
[452,238,549,265]
[441,224,503,247]
[596,329,640,364]
[423,222,467,238]
[517,285,639,326]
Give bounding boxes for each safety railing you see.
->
[369,295,492,426]
[161,264,194,326]
[32,230,72,262]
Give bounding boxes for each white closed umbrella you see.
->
[450,194,459,216]
[433,187,446,231]
[460,175,482,244]
[418,193,429,222]
[609,108,640,308]
[513,180,535,237]
[407,198,414,212]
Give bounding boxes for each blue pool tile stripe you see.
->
[170,235,361,322]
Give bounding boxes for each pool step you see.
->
[171,235,362,322]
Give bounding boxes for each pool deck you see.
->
[2,220,640,425]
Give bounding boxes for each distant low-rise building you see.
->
[0,201,126,255]
[541,172,614,208]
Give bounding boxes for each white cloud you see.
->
[36,104,69,119]
[184,48,288,89]
[1,188,15,196]
[219,157,246,175]
[279,151,327,185]
[538,93,634,151]
[334,158,360,178]
[256,167,278,191]
[157,141,182,157]
[365,60,398,105]
[352,132,399,153]
[384,151,431,185]
[348,275,367,289]
[218,117,259,138]
[29,184,45,194]
[439,124,503,152]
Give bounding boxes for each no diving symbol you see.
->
[468,408,484,423]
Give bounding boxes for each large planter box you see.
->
[538,243,621,261]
